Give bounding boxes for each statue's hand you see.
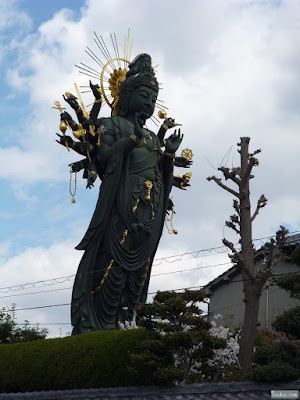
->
[60,111,73,123]
[165,129,183,154]
[89,80,102,100]
[166,198,174,213]
[80,141,92,155]
[172,176,190,190]
[133,113,144,141]
[56,133,73,148]
[86,172,97,189]
[174,156,193,168]
[172,172,192,190]
[63,94,79,110]
[69,161,83,172]
[163,118,176,129]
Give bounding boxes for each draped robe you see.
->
[71,116,174,334]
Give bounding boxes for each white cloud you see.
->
[0,0,32,63]
[0,0,32,33]
[0,238,230,337]
[1,0,300,336]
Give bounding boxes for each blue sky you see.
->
[1,0,300,337]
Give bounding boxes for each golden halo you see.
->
[75,30,167,125]
[100,57,130,115]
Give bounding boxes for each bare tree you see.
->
[207,137,288,372]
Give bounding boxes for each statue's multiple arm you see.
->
[89,80,102,123]
[56,90,192,192]
[157,117,177,146]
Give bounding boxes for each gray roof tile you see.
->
[0,382,299,400]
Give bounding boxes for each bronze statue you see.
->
[55,53,192,334]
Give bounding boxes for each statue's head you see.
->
[117,54,159,121]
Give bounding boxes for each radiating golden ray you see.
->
[123,36,126,69]
[152,115,160,124]
[75,64,101,77]
[79,71,100,80]
[126,29,130,62]
[156,103,169,110]
[110,33,121,69]
[74,30,170,119]
[80,88,105,96]
[86,47,106,68]
[150,117,159,126]
[80,62,101,76]
[94,32,110,62]
[129,38,133,61]
[113,33,121,68]
[86,99,107,108]
[101,34,117,70]
[94,32,117,71]
[85,48,105,70]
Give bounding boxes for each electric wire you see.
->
[1,270,299,314]
[10,285,285,327]
[1,230,299,295]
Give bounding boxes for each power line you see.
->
[1,270,299,314]
[0,287,73,299]
[151,261,232,277]
[0,246,230,294]
[15,323,70,326]
[2,230,298,295]
[0,259,229,295]
[0,260,232,299]
[10,285,286,327]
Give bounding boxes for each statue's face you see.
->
[128,85,158,120]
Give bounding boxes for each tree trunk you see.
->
[238,284,261,370]
[207,137,286,373]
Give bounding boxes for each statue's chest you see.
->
[130,139,155,164]
[127,126,157,163]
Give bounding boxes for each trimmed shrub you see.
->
[253,343,299,368]
[272,306,300,340]
[248,362,299,383]
[0,329,149,393]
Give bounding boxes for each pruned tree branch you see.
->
[207,176,240,198]
[251,194,268,222]
[233,199,240,215]
[223,236,255,280]
[222,238,241,263]
[225,214,240,234]
[244,156,259,178]
[218,166,241,186]
[225,221,240,234]
[249,149,261,157]
[230,214,240,224]
[276,225,289,245]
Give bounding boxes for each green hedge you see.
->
[0,329,149,393]
[248,362,299,383]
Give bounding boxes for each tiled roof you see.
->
[0,381,299,400]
